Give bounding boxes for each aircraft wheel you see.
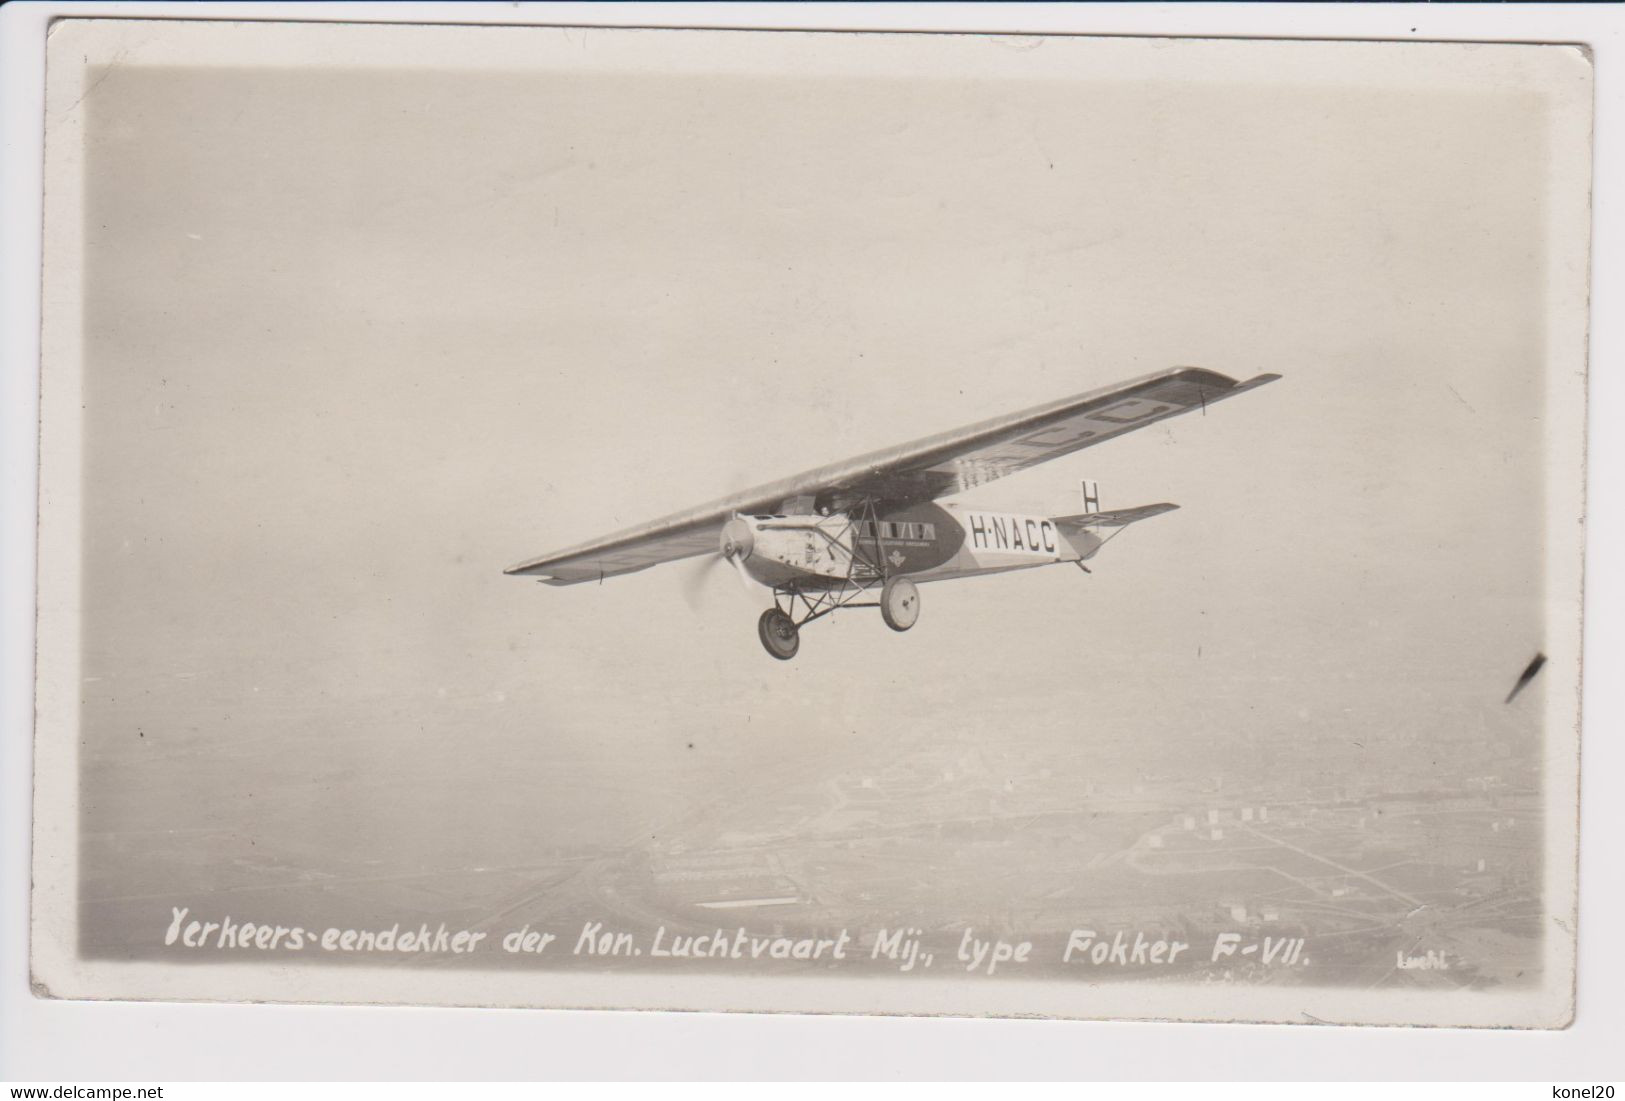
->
[880,576,920,632]
[757,608,800,660]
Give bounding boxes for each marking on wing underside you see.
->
[1018,420,1098,447]
[1092,399,1173,424]
[929,458,1007,477]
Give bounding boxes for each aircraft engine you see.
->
[722,515,857,588]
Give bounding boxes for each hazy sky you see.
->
[76,36,1556,858]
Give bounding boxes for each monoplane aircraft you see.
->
[506,367,1279,659]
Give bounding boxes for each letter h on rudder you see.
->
[1082,480,1100,515]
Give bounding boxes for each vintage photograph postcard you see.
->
[31,18,1590,1027]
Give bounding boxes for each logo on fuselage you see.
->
[963,511,1058,557]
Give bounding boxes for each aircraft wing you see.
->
[505,366,1278,585]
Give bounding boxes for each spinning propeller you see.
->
[680,516,761,610]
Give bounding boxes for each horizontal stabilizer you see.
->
[1052,502,1179,529]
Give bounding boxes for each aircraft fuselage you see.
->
[724,502,1107,591]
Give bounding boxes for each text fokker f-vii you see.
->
[507,367,1278,659]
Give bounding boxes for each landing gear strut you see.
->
[757,608,800,661]
[750,498,925,659]
[754,577,925,658]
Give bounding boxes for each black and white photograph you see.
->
[27,17,1590,1031]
